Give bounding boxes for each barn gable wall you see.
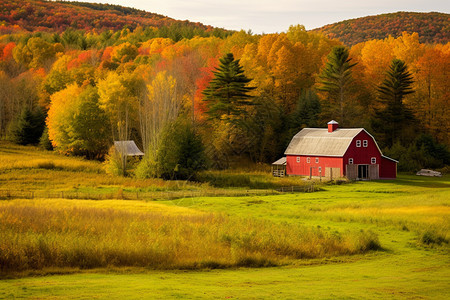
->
[343,131,382,171]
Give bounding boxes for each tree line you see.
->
[0,25,448,177]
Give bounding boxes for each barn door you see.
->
[346,164,357,180]
[326,167,341,180]
[369,164,379,180]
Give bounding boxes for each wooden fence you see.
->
[0,184,318,201]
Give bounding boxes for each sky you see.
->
[72,0,449,33]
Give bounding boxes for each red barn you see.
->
[273,121,397,180]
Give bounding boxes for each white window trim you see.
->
[318,167,322,173]
[307,157,310,163]
[296,157,300,163]
[371,157,377,164]
[356,140,361,147]
[363,140,368,147]
[315,157,319,163]
[349,158,353,164]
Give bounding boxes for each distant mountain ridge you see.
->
[0,0,215,33]
[312,12,449,45]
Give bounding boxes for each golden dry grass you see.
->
[0,199,380,274]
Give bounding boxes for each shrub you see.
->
[104,146,128,176]
[384,138,448,172]
[39,127,53,151]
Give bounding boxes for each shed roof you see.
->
[284,128,364,156]
[272,157,286,165]
[114,141,144,156]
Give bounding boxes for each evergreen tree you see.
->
[202,53,255,123]
[156,119,206,180]
[372,59,415,148]
[291,89,321,130]
[317,46,356,125]
[136,118,207,180]
[8,107,45,145]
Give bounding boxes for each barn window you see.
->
[363,140,368,147]
[318,167,322,173]
[296,157,300,163]
[349,158,353,164]
[371,157,376,164]
[356,140,361,147]
[307,157,310,163]
[315,157,319,163]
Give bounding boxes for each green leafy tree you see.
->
[317,46,356,125]
[202,53,255,123]
[372,59,415,148]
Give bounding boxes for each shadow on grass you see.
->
[375,174,449,189]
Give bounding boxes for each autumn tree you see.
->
[372,59,415,148]
[317,46,357,125]
[12,37,56,69]
[412,46,450,145]
[98,71,143,174]
[139,71,181,155]
[47,84,109,158]
[202,53,255,122]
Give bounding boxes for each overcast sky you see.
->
[73,0,449,33]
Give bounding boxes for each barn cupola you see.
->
[327,120,339,133]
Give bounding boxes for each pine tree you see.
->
[202,53,255,122]
[372,59,415,148]
[317,46,356,125]
[9,107,45,145]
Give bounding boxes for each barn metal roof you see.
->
[114,141,144,156]
[284,128,364,156]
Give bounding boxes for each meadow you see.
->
[0,142,449,299]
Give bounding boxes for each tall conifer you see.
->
[202,53,255,122]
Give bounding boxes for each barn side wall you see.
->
[286,155,343,177]
[380,157,397,179]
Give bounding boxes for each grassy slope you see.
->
[0,143,449,299]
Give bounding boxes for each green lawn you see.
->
[0,142,449,299]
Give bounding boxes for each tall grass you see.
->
[0,200,380,274]
[196,169,318,189]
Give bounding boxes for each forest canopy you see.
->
[0,1,449,175]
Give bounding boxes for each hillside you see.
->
[312,12,450,45]
[0,0,215,33]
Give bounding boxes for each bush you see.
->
[135,154,158,179]
[104,146,129,176]
[39,127,53,151]
[384,136,449,172]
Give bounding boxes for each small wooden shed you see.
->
[272,157,286,177]
[114,141,144,157]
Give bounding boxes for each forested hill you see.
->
[312,12,450,45]
[0,0,219,34]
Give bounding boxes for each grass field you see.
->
[0,142,449,299]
